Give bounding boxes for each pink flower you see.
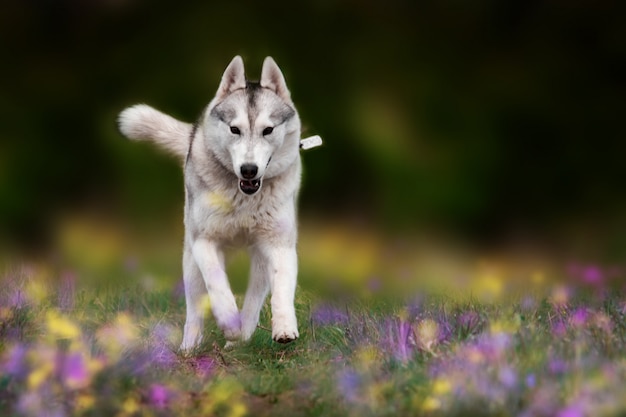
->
[557,404,584,417]
[570,308,589,328]
[149,384,170,409]
[582,266,603,284]
[61,352,89,388]
[188,356,216,378]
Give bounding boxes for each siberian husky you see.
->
[118,56,320,352]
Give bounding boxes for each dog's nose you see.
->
[240,164,258,179]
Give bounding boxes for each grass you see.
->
[1,219,625,416]
[2,261,626,417]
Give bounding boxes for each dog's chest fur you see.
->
[184,147,300,245]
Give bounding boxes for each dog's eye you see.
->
[262,127,273,136]
[230,126,240,135]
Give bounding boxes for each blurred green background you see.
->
[1,0,625,262]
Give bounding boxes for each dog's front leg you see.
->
[260,244,299,343]
[191,238,242,342]
[240,247,270,341]
[181,246,207,353]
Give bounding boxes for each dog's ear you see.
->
[216,56,246,99]
[260,57,291,102]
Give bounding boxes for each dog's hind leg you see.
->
[191,239,242,343]
[240,247,271,341]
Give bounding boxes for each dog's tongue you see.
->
[239,179,261,195]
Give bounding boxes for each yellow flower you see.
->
[26,346,56,389]
[397,308,409,322]
[28,365,53,389]
[87,355,106,374]
[489,314,521,335]
[202,378,247,416]
[415,319,439,351]
[432,378,452,395]
[75,394,95,412]
[473,273,503,301]
[46,310,81,340]
[96,312,139,359]
[0,307,10,320]
[229,402,247,417]
[26,279,49,305]
[422,396,442,411]
[122,395,140,414]
[531,270,545,285]
[355,346,379,369]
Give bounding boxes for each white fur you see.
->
[119,56,302,353]
[118,104,192,161]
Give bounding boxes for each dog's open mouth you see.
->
[239,179,261,195]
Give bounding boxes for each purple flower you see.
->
[152,346,179,368]
[582,266,603,284]
[3,344,27,377]
[525,373,536,388]
[337,368,361,403]
[498,366,517,389]
[143,339,178,369]
[189,356,216,378]
[62,351,89,388]
[567,263,606,286]
[551,320,567,337]
[548,358,567,375]
[149,384,170,409]
[149,324,179,368]
[8,289,27,309]
[487,332,511,356]
[570,308,589,328]
[387,319,413,362]
[312,304,349,326]
[557,404,584,417]
[457,311,482,336]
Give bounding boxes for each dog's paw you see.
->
[180,321,203,355]
[224,340,239,350]
[216,312,242,341]
[272,327,299,344]
[221,326,242,342]
[272,312,299,344]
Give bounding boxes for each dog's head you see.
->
[204,56,301,195]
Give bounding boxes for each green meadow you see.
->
[2,221,625,417]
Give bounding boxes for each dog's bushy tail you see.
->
[118,104,192,162]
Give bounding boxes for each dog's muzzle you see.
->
[239,178,261,195]
[239,163,262,195]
